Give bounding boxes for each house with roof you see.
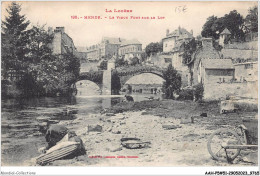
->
[158,26,194,86]
[100,37,126,59]
[118,39,143,62]
[76,46,88,63]
[233,61,258,82]
[86,44,100,61]
[197,58,235,85]
[162,26,193,52]
[219,28,231,46]
[188,38,223,86]
[51,27,77,55]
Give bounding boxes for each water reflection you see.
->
[1,89,164,165]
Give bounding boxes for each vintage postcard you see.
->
[1,0,259,175]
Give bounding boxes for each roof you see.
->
[220,28,231,35]
[120,39,142,47]
[201,59,234,69]
[102,37,126,44]
[163,27,193,40]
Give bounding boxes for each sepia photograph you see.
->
[1,0,259,174]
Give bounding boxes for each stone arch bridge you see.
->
[76,65,165,94]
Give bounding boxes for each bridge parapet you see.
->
[114,65,164,77]
[78,70,103,88]
[114,65,165,86]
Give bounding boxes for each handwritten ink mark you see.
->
[175,5,187,13]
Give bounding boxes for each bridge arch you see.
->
[120,71,165,87]
[78,71,103,89]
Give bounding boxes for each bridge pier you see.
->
[102,70,112,95]
[102,60,115,95]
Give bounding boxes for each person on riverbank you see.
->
[39,124,86,157]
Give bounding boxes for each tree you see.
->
[115,56,128,67]
[111,71,121,94]
[99,60,107,70]
[140,52,147,62]
[130,57,139,66]
[201,10,245,41]
[145,42,163,56]
[245,6,258,33]
[182,38,198,64]
[223,10,245,40]
[201,16,218,39]
[1,2,30,77]
[26,25,53,65]
[162,65,181,99]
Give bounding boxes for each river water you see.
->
[1,88,163,166]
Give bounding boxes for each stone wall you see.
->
[203,81,257,101]
[222,48,258,60]
[224,41,258,50]
[80,62,99,72]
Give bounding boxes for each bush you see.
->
[130,57,139,66]
[99,60,107,70]
[162,65,182,99]
[193,83,204,101]
[178,88,194,100]
[177,83,204,101]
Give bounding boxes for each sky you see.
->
[1,1,258,49]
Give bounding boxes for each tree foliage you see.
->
[99,60,108,70]
[162,65,181,99]
[145,42,163,57]
[182,38,199,64]
[111,71,121,94]
[1,2,81,97]
[245,6,258,33]
[130,57,140,66]
[115,56,128,67]
[201,10,245,41]
[1,2,30,75]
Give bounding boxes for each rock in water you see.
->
[87,124,102,132]
[162,125,182,130]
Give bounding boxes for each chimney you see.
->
[166,29,169,36]
[178,26,181,33]
[202,38,213,48]
[55,27,65,33]
[190,29,193,36]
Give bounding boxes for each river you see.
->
[1,90,164,166]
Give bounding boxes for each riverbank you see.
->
[26,99,257,166]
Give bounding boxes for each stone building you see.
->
[162,26,193,52]
[86,44,100,61]
[76,46,88,63]
[233,61,258,82]
[188,38,222,86]
[159,27,193,86]
[100,37,125,58]
[51,27,77,55]
[119,39,143,63]
[197,58,235,85]
[219,28,231,46]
